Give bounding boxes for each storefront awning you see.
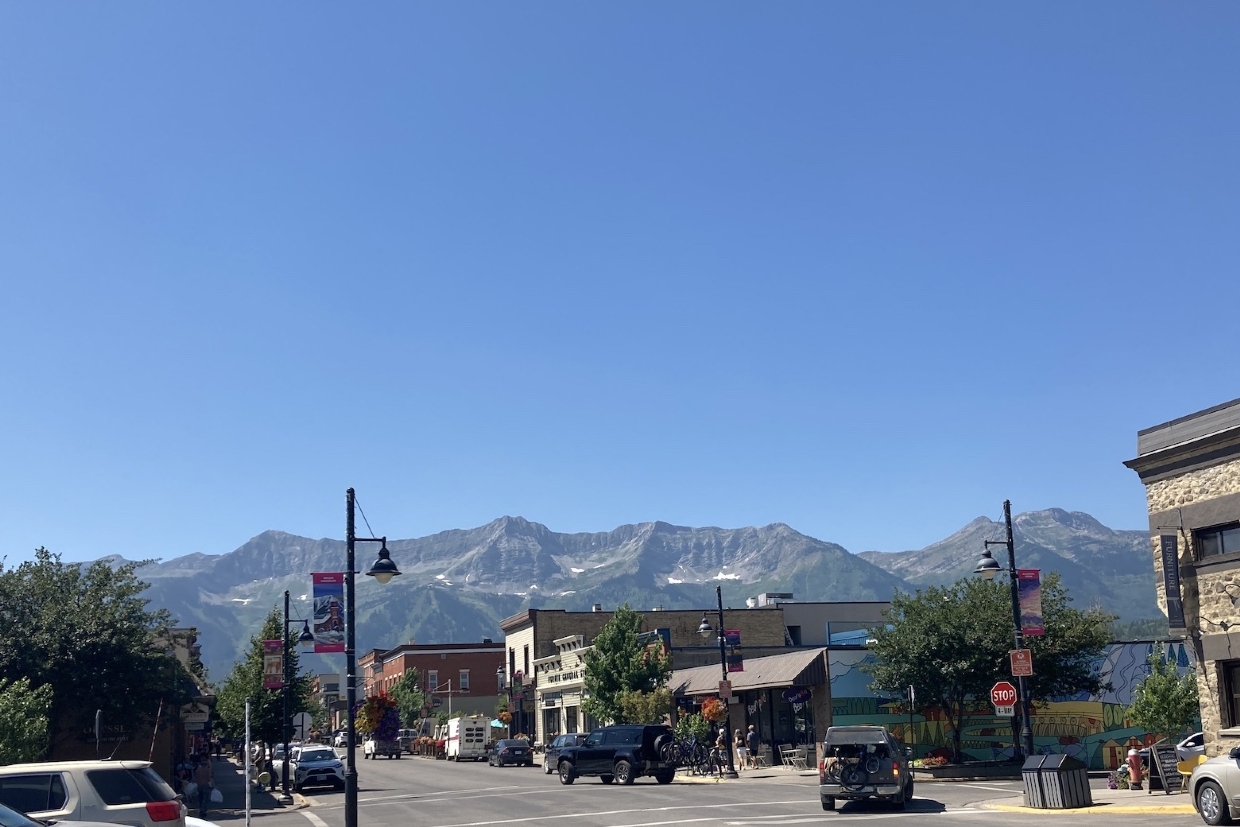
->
[669,648,827,695]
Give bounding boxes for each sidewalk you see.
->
[981,786,1196,815]
[197,756,307,820]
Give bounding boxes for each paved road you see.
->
[228,752,1203,827]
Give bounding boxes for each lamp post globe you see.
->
[974,552,1001,580]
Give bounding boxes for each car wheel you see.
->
[1198,781,1233,825]
[600,774,615,784]
[559,761,576,785]
[891,795,906,811]
[655,769,674,784]
[614,759,634,785]
[905,780,914,802]
[821,797,835,811]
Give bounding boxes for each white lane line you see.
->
[948,783,1026,793]
[727,811,986,825]
[359,785,523,803]
[413,800,801,827]
[301,811,331,827]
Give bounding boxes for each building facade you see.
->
[359,640,506,719]
[1125,397,1240,756]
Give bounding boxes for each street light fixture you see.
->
[696,587,738,779]
[344,488,401,827]
[973,499,1035,761]
[280,590,315,804]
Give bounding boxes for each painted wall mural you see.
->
[828,641,1198,770]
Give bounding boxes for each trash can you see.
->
[1022,754,1092,809]
[1022,756,1047,808]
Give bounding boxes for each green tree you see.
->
[0,548,192,747]
[0,677,53,763]
[1128,651,1200,743]
[865,572,1112,762]
[214,609,312,743]
[582,605,674,725]
[675,712,710,744]
[389,668,425,726]
[617,687,674,725]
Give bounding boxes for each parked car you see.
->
[1187,744,1240,824]
[397,729,420,755]
[332,731,348,749]
[1180,733,1207,762]
[0,801,116,827]
[818,726,913,811]
[0,760,186,827]
[487,740,533,768]
[555,725,676,786]
[286,746,345,792]
[543,733,589,775]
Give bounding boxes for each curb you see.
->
[981,797,1195,816]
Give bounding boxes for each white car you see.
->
[286,746,345,792]
[0,760,185,827]
[1178,732,1206,762]
[0,802,117,827]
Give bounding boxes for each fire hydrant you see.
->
[1127,748,1144,790]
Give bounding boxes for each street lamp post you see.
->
[280,590,315,803]
[344,488,401,827]
[974,499,1035,761]
[697,586,738,779]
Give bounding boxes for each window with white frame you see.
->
[428,670,438,692]
[459,670,470,691]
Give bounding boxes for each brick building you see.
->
[1125,397,1240,756]
[358,639,506,719]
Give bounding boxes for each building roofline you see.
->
[1138,397,1240,438]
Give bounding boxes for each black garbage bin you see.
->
[1023,754,1092,809]
[1022,756,1047,808]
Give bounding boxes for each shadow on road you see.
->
[835,799,946,814]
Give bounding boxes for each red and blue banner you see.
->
[312,572,346,653]
[1017,569,1045,637]
[263,640,283,689]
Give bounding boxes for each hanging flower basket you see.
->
[701,696,727,723]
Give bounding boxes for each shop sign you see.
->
[782,687,812,704]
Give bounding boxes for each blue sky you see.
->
[2,4,1238,565]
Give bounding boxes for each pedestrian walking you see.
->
[192,755,214,816]
[745,725,760,769]
[734,729,748,770]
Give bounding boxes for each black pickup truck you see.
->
[555,724,677,785]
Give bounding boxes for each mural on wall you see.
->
[829,641,1198,769]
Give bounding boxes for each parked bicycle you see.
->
[662,735,712,775]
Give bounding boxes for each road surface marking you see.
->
[301,811,331,827]
[413,800,801,827]
[358,785,522,804]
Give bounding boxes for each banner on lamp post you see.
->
[312,573,346,653]
[1017,569,1045,637]
[263,640,283,689]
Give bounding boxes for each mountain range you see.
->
[124,508,1159,681]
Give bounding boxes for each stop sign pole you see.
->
[974,500,1035,761]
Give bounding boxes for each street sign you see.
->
[292,712,313,740]
[1010,649,1033,677]
[719,680,732,699]
[994,704,1015,717]
[990,681,1017,707]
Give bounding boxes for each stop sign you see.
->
[991,681,1017,706]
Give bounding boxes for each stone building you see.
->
[1125,397,1240,756]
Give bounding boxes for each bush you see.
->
[922,755,950,768]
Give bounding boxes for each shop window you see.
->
[1197,523,1240,560]
[1223,661,1240,728]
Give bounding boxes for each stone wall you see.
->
[1140,455,1240,756]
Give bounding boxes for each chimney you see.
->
[592,604,603,613]
[482,637,493,644]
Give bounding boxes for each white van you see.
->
[445,716,489,762]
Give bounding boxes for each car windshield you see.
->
[0,803,40,827]
[298,749,336,762]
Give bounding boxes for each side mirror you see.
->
[1230,746,1240,761]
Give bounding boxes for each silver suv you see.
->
[0,760,185,827]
